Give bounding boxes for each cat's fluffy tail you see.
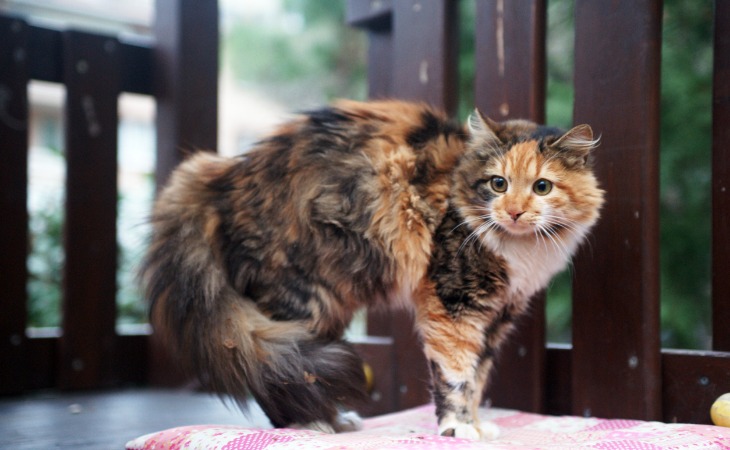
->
[140,153,366,429]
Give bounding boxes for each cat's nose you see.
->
[508,210,525,221]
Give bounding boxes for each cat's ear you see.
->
[467,109,503,145]
[550,124,599,166]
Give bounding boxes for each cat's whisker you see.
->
[536,223,571,262]
[540,214,583,236]
[457,220,486,254]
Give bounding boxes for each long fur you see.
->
[140,99,604,439]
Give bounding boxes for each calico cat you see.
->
[141,99,604,440]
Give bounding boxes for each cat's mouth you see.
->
[496,219,535,236]
[496,219,567,238]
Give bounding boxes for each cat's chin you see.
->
[496,221,535,237]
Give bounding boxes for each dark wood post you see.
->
[571,0,663,420]
[149,0,219,386]
[392,0,459,115]
[59,31,120,389]
[474,0,547,414]
[0,16,30,395]
[154,0,219,189]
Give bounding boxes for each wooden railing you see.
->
[1,0,728,427]
[347,0,730,424]
[0,0,218,392]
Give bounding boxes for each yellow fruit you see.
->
[711,393,730,427]
[363,362,374,394]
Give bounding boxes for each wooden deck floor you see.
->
[0,388,272,449]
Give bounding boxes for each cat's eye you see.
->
[533,179,553,195]
[490,176,508,193]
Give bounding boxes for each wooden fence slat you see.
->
[353,337,397,417]
[59,30,120,389]
[475,0,546,123]
[346,0,392,28]
[153,0,218,190]
[0,16,29,395]
[366,30,393,100]
[713,0,730,352]
[148,0,219,387]
[474,0,547,414]
[26,24,153,96]
[571,0,663,420]
[27,25,62,84]
[662,350,730,424]
[347,5,400,415]
[392,0,458,114]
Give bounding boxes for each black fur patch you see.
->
[428,208,509,319]
[252,339,367,428]
[406,110,464,150]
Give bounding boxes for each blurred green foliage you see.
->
[657,0,713,348]
[224,0,367,106]
[27,196,64,328]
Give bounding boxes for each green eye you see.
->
[490,176,508,193]
[533,179,553,195]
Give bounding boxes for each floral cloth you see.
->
[126,404,730,450]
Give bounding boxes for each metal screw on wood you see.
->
[72,358,85,372]
[628,355,639,369]
[104,40,116,53]
[76,60,89,75]
[9,334,22,346]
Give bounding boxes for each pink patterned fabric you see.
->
[126,404,730,450]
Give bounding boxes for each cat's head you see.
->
[453,109,605,254]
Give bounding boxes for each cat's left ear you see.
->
[550,124,599,166]
[467,109,503,145]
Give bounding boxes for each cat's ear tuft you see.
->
[551,124,599,166]
[467,109,502,145]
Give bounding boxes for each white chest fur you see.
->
[486,231,584,300]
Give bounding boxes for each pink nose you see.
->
[508,210,525,221]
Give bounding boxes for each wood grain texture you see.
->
[712,0,730,352]
[392,0,458,114]
[571,0,663,420]
[153,0,218,189]
[0,15,30,395]
[662,350,730,424]
[475,0,546,123]
[59,30,120,389]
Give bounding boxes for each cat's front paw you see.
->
[438,420,500,441]
[334,410,363,432]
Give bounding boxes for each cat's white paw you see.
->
[479,421,501,440]
[439,419,500,441]
[288,411,362,434]
[334,411,363,432]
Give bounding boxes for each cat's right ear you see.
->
[550,124,600,167]
[467,109,502,146]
